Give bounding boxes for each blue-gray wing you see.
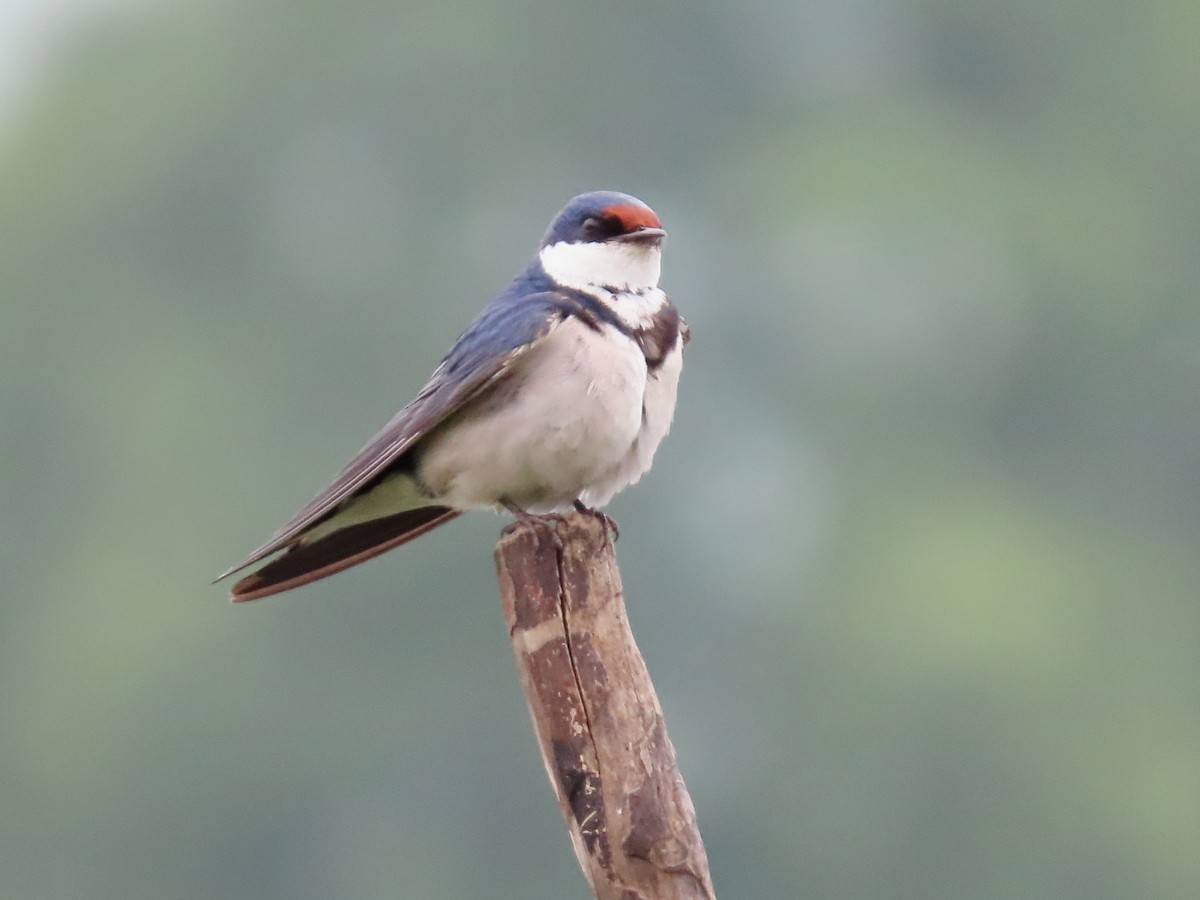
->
[219,291,577,577]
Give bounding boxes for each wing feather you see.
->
[217,290,573,580]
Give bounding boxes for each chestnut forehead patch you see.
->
[603,203,662,232]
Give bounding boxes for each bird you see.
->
[217,190,688,602]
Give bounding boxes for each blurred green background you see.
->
[2,1,1198,898]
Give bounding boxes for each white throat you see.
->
[539,240,662,294]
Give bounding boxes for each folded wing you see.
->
[217,290,577,593]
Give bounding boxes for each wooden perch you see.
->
[495,512,716,900]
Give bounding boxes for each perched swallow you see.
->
[217,191,687,601]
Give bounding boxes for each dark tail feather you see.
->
[230,506,460,602]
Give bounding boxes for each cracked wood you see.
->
[495,512,715,900]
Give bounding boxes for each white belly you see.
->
[415,316,682,512]
[578,326,683,508]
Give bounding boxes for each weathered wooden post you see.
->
[495,511,715,900]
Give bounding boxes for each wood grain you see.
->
[495,512,715,900]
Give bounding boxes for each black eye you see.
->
[581,215,621,240]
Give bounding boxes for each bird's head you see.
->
[538,191,665,293]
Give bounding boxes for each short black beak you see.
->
[614,226,667,244]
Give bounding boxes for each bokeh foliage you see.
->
[1,1,1197,898]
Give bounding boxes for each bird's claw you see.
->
[572,500,620,542]
[501,499,566,550]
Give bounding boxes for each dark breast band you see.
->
[552,289,685,372]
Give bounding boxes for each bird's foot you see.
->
[572,500,619,542]
[501,498,566,549]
